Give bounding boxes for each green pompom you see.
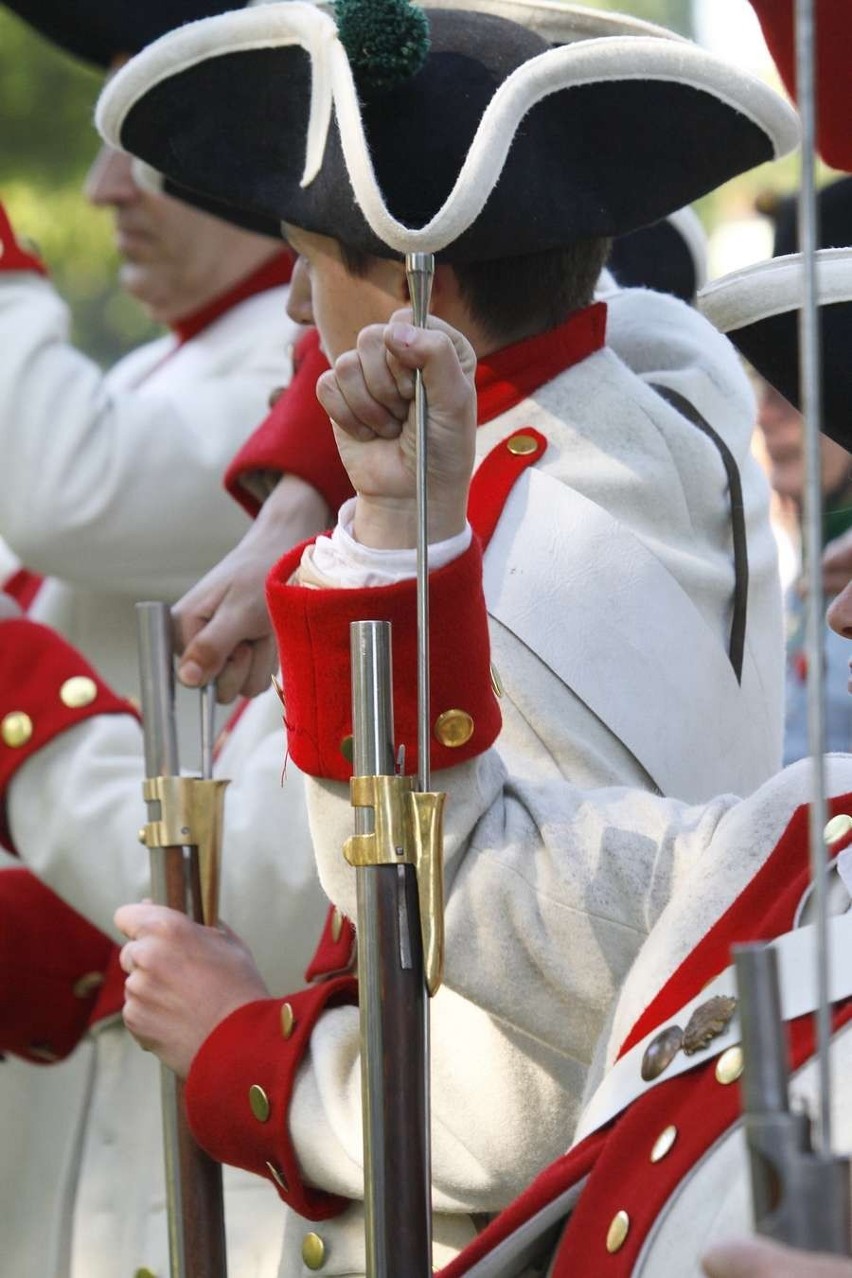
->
[334,0,430,95]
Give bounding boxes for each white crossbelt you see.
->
[572,906,852,1146]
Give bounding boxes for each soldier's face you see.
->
[84,145,276,324]
[283,224,407,363]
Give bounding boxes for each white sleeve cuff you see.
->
[307,497,472,588]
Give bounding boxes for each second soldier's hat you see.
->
[96,0,798,262]
[699,247,852,454]
[699,178,852,452]
[2,0,251,67]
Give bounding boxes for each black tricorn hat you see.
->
[96,1,798,262]
[698,248,852,454]
[2,0,245,68]
[608,206,707,303]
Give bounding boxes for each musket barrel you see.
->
[351,621,432,1277]
[136,602,228,1278]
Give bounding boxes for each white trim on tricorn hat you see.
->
[699,248,852,452]
[96,1,799,261]
[418,0,687,46]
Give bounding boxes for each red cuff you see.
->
[0,202,48,276]
[266,537,501,781]
[224,329,354,518]
[0,869,117,1063]
[0,620,140,850]
[750,0,852,170]
[304,904,356,982]
[186,977,359,1220]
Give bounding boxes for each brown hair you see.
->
[338,238,612,346]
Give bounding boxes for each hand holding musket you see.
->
[135,601,229,1278]
[317,296,477,1274]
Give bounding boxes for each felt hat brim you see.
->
[3,0,247,68]
[97,3,799,261]
[698,249,852,453]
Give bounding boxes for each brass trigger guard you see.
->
[139,775,229,926]
[344,773,445,995]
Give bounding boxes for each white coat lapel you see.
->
[482,468,770,802]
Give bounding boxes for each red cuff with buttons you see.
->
[304,905,356,982]
[0,620,140,850]
[266,537,500,781]
[185,976,359,1220]
[224,328,353,518]
[0,202,48,276]
[0,868,117,1063]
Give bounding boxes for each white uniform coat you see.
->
[254,292,788,1274]
[0,267,327,1276]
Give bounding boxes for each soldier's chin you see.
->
[117,261,169,320]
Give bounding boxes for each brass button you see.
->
[434,709,474,749]
[266,1160,289,1193]
[640,1024,683,1082]
[28,1043,60,1063]
[249,1083,271,1122]
[59,675,97,709]
[302,1232,326,1269]
[825,814,852,845]
[134,1270,158,1278]
[2,711,33,748]
[339,734,354,764]
[73,971,105,999]
[489,663,504,698]
[649,1125,678,1163]
[715,1046,744,1085]
[280,1002,295,1039]
[506,433,539,457]
[606,1210,630,1254]
[331,908,344,943]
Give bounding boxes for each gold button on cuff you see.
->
[73,971,105,999]
[59,675,97,709]
[715,1046,744,1085]
[249,1083,271,1122]
[2,711,33,748]
[434,708,474,749]
[650,1125,678,1163]
[331,907,344,943]
[134,1269,158,1278]
[302,1232,326,1270]
[266,1160,289,1193]
[606,1210,630,1254]
[339,734,354,764]
[489,663,504,698]
[280,1002,295,1039]
[825,814,852,845]
[506,433,539,457]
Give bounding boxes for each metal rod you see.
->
[406,252,436,794]
[200,683,216,781]
[794,0,832,1155]
[351,621,431,1277]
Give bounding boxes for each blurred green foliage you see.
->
[0,8,159,365]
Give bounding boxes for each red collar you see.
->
[171,248,294,345]
[474,302,607,425]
